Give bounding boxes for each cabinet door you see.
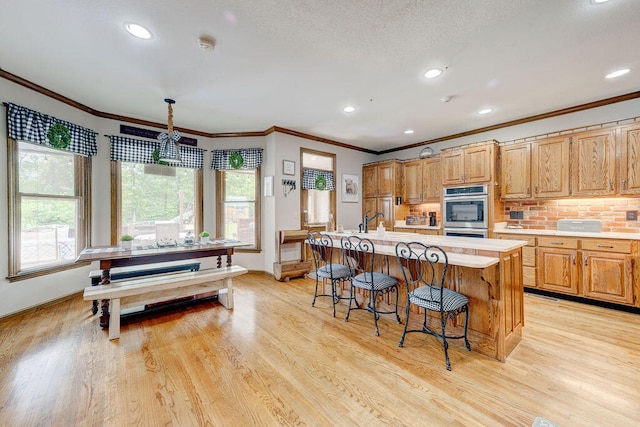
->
[538,247,579,294]
[571,129,616,196]
[422,157,441,201]
[500,142,531,199]
[377,162,395,197]
[363,165,378,198]
[532,136,570,198]
[362,197,377,228]
[464,145,493,184]
[403,160,422,204]
[582,251,634,305]
[378,197,394,229]
[619,123,640,195]
[441,150,464,186]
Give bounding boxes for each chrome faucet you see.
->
[358,211,384,233]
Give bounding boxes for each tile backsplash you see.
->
[504,198,640,233]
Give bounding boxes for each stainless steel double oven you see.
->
[442,185,488,238]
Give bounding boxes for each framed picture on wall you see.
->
[342,174,359,203]
[283,160,295,175]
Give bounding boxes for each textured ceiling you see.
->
[1,0,639,152]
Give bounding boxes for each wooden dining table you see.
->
[76,240,249,326]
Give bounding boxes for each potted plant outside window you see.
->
[199,231,210,244]
[120,234,134,250]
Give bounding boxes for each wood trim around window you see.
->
[299,148,336,230]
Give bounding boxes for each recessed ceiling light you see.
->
[605,68,630,79]
[125,23,152,39]
[592,0,611,3]
[343,106,356,113]
[404,129,414,135]
[424,68,443,79]
[478,108,493,115]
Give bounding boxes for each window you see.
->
[216,168,260,250]
[8,140,90,278]
[301,149,336,227]
[114,162,202,244]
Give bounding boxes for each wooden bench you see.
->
[83,265,248,340]
[88,261,201,314]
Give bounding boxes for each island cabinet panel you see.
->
[619,123,640,195]
[571,129,616,196]
[532,136,570,198]
[500,142,531,199]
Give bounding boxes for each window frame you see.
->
[300,148,336,229]
[7,138,92,281]
[215,167,261,252]
[110,160,203,245]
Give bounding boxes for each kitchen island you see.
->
[327,231,527,362]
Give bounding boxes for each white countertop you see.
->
[494,227,640,240]
[325,231,528,268]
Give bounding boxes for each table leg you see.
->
[226,253,232,267]
[98,269,111,328]
[217,255,222,269]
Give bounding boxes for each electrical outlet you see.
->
[509,211,524,220]
[626,210,637,221]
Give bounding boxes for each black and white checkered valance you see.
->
[6,102,98,156]
[210,148,263,170]
[302,168,335,191]
[109,136,205,169]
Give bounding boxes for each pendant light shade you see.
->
[158,98,181,164]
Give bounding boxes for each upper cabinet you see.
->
[571,128,616,197]
[403,159,422,204]
[402,157,441,204]
[500,142,532,199]
[619,123,640,195]
[532,136,571,198]
[441,142,494,186]
[364,160,400,198]
[422,157,441,201]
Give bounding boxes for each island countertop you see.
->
[327,231,527,268]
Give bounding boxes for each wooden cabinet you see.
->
[571,129,616,196]
[531,136,571,198]
[498,233,638,306]
[362,160,402,231]
[403,157,441,204]
[441,143,494,186]
[496,233,537,287]
[500,142,532,199]
[581,239,634,305]
[394,227,440,236]
[403,159,422,204]
[619,123,640,195]
[422,157,441,201]
[538,237,579,295]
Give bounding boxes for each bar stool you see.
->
[395,241,470,370]
[307,232,355,317]
[341,235,400,336]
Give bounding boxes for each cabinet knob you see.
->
[572,256,576,265]
[622,179,627,190]
[584,257,588,266]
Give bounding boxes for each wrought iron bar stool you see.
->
[395,241,471,370]
[308,232,356,317]
[341,235,401,336]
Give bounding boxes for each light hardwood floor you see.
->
[1,272,639,426]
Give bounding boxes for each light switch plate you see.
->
[626,210,637,221]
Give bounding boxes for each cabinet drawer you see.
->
[496,233,536,246]
[581,239,632,254]
[523,266,537,287]
[538,236,579,249]
[522,246,536,266]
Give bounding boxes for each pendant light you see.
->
[158,98,181,164]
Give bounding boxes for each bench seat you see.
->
[83,265,248,340]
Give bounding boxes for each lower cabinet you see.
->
[497,234,638,307]
[394,227,440,235]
